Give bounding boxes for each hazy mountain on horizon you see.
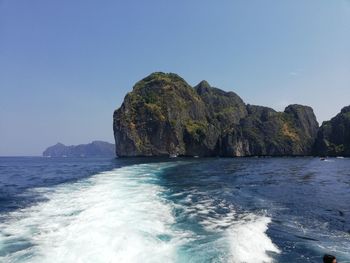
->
[43,141,115,157]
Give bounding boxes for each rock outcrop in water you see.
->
[43,141,115,157]
[113,72,319,157]
[313,106,350,157]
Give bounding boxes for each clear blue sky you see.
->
[1,0,349,156]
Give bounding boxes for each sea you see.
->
[0,157,349,263]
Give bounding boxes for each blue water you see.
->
[0,157,349,263]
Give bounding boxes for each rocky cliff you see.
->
[113,72,319,157]
[313,106,350,157]
[43,141,115,157]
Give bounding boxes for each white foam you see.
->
[226,215,280,263]
[179,192,280,263]
[0,163,190,263]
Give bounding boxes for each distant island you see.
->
[113,72,350,157]
[43,141,115,157]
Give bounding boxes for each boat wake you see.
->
[0,162,279,263]
[0,163,190,263]
[176,190,280,263]
[226,215,280,263]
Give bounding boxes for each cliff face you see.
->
[313,106,350,156]
[113,72,319,157]
[225,104,319,156]
[43,141,115,157]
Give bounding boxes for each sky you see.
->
[0,0,350,156]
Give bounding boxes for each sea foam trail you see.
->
[202,211,280,263]
[178,191,280,263]
[0,163,188,263]
[227,215,280,263]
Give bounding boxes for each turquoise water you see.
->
[0,157,349,262]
